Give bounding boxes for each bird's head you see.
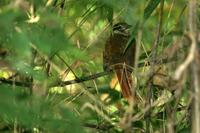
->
[112,22,132,36]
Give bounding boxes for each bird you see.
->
[103,22,136,101]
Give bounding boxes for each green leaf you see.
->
[0,85,85,132]
[123,22,139,55]
[144,0,161,21]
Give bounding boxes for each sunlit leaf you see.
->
[144,0,161,21]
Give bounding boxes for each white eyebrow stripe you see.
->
[113,25,122,30]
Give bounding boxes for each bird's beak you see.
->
[126,25,132,34]
[127,24,132,28]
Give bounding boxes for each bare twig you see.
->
[56,54,79,78]
[0,78,31,87]
[51,70,112,87]
[173,34,195,80]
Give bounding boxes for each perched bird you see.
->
[103,22,136,101]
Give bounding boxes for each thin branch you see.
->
[145,0,164,132]
[9,58,175,91]
[0,57,175,88]
[0,71,111,88]
[56,54,79,79]
[174,34,195,80]
[51,70,112,87]
[0,78,31,87]
[188,0,200,132]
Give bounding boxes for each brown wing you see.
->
[124,38,136,68]
[103,34,135,70]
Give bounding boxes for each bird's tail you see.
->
[115,68,134,100]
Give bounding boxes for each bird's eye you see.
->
[118,25,123,30]
[119,25,126,31]
[113,25,125,31]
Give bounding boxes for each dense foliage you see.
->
[0,0,199,132]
